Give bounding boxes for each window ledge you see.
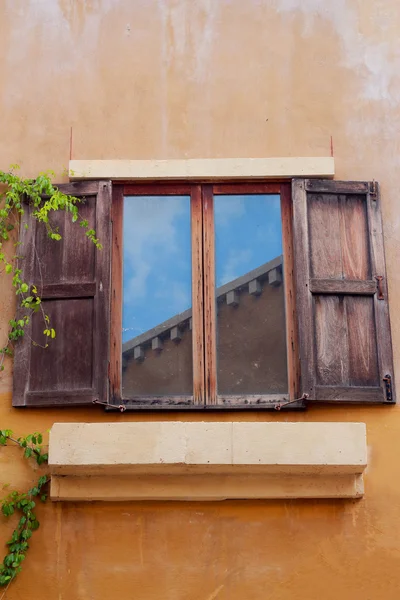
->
[49,422,366,501]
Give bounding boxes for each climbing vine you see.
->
[0,165,102,371]
[0,167,104,594]
[0,430,48,592]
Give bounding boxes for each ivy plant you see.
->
[0,167,103,594]
[0,165,102,371]
[0,430,48,592]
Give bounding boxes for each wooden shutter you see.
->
[13,181,112,407]
[293,179,395,404]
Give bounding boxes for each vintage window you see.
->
[12,179,395,409]
[112,182,295,408]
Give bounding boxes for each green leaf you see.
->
[20,283,28,293]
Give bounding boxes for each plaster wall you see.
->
[1,1,400,599]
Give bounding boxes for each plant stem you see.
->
[0,577,14,600]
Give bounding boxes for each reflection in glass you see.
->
[122,196,193,397]
[214,194,288,395]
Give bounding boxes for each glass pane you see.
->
[122,195,193,397]
[214,194,288,395]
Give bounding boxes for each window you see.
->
[13,179,395,408]
[115,183,294,408]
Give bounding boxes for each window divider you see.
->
[202,185,218,405]
[191,185,206,405]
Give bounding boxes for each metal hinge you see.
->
[375,275,385,300]
[383,375,393,402]
[369,181,378,200]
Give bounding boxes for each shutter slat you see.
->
[310,279,376,295]
[13,181,112,408]
[314,386,384,403]
[305,180,370,194]
[25,390,96,407]
[293,179,395,404]
[40,282,96,299]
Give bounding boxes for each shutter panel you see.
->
[13,181,112,407]
[293,179,395,404]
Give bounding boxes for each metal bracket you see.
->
[275,393,309,410]
[93,399,127,412]
[375,275,384,300]
[369,181,378,200]
[383,375,393,402]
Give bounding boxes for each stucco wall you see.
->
[1,1,400,598]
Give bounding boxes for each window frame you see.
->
[109,181,301,410]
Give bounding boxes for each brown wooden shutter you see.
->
[293,179,395,404]
[13,181,112,407]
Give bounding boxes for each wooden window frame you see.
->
[109,181,300,410]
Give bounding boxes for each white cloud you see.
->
[123,195,190,303]
[219,249,252,286]
[214,195,245,226]
[155,280,191,315]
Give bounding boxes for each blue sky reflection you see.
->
[214,194,282,287]
[122,194,282,344]
[122,195,192,343]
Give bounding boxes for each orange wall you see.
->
[1,1,400,599]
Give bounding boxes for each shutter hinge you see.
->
[383,374,393,402]
[375,275,384,300]
[369,181,378,199]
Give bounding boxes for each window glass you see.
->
[214,194,288,395]
[122,195,193,397]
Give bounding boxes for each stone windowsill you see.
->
[49,422,366,501]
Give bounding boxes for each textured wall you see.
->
[1,1,400,599]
